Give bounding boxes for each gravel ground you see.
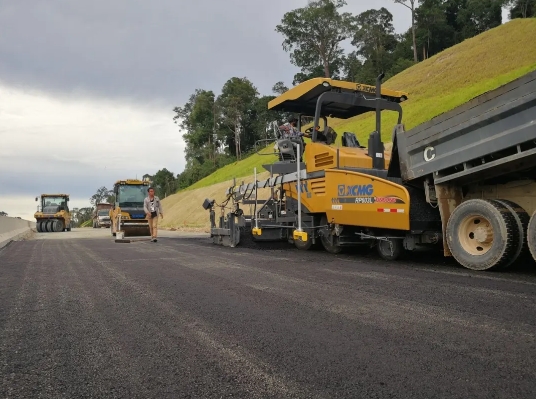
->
[1,233,535,398]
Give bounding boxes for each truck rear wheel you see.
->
[446,199,519,271]
[493,199,530,269]
[526,210,536,263]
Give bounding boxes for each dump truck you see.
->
[109,179,151,237]
[93,202,113,228]
[34,193,72,232]
[203,70,536,271]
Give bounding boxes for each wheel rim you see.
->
[459,214,494,255]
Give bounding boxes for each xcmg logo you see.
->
[338,184,374,196]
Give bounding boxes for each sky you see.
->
[0,1,510,220]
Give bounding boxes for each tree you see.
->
[341,51,363,81]
[173,89,218,167]
[457,0,504,38]
[73,207,94,227]
[275,0,355,81]
[152,168,178,198]
[415,0,456,59]
[272,81,289,95]
[215,77,259,160]
[394,0,419,62]
[352,8,399,83]
[90,186,113,206]
[253,95,290,142]
[506,0,536,18]
[0,211,7,216]
[444,0,504,42]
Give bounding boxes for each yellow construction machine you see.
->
[204,74,423,256]
[204,69,536,271]
[34,194,72,232]
[109,179,151,237]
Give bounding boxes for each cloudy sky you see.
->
[0,1,509,220]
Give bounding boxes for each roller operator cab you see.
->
[204,74,441,261]
[110,179,151,238]
[34,194,72,233]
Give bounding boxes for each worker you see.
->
[280,115,309,139]
[275,115,306,159]
[144,187,164,242]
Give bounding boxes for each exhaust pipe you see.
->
[368,72,386,170]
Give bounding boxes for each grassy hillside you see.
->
[185,151,277,191]
[160,19,536,230]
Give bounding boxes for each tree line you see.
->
[172,0,534,191]
[172,78,289,189]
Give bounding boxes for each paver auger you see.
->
[203,70,536,271]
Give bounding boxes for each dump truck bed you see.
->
[396,70,536,185]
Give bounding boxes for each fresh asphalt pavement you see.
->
[1,229,535,398]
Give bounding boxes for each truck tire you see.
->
[526,210,536,263]
[446,199,519,271]
[493,199,530,269]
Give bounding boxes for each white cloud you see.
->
[0,82,186,217]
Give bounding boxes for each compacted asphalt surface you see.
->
[1,229,535,398]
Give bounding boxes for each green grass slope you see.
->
[185,151,277,191]
[161,19,536,230]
